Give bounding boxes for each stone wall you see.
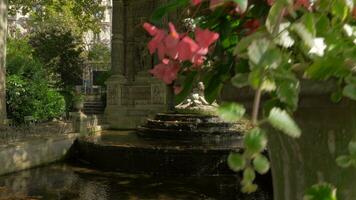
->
[0,0,7,124]
[0,133,78,176]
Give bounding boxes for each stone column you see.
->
[111,0,126,76]
[0,0,7,124]
[105,0,168,129]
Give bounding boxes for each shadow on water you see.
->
[0,163,271,200]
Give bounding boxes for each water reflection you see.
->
[0,164,242,200]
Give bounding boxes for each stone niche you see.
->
[105,0,168,129]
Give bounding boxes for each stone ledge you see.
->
[0,133,78,176]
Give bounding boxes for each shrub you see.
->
[29,25,84,89]
[87,42,111,63]
[6,38,65,123]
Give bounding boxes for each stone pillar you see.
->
[105,0,168,129]
[0,0,7,124]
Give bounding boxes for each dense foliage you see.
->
[87,42,111,63]
[8,0,105,34]
[147,0,356,198]
[6,38,65,123]
[29,25,84,90]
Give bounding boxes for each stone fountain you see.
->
[72,82,272,199]
[71,1,272,198]
[75,82,249,175]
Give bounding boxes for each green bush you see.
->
[87,42,111,63]
[6,38,65,123]
[29,25,84,89]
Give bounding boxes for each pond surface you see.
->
[0,163,271,200]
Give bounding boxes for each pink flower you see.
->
[177,36,200,61]
[174,86,183,94]
[143,22,220,84]
[163,23,180,59]
[147,31,166,55]
[143,23,167,55]
[150,59,180,84]
[191,54,205,67]
[143,23,159,36]
[195,28,220,54]
[191,0,202,6]
[266,0,274,6]
[295,0,311,9]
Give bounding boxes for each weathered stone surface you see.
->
[0,133,78,176]
[0,0,7,124]
[106,0,169,129]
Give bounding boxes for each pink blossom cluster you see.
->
[143,22,219,84]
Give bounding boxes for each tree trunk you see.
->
[267,94,356,200]
[0,0,7,123]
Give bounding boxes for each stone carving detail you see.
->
[151,84,166,105]
[121,85,153,106]
[176,82,218,113]
[107,84,120,105]
[132,86,152,105]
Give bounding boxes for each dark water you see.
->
[0,164,271,200]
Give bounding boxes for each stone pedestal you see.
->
[106,74,168,129]
[0,0,7,124]
[105,0,168,129]
[71,111,88,135]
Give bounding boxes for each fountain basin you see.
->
[73,130,243,176]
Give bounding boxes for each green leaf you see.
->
[231,73,249,88]
[243,167,256,183]
[304,183,337,200]
[204,75,224,103]
[234,32,266,55]
[253,154,270,174]
[345,75,356,85]
[241,167,258,193]
[266,1,285,35]
[218,103,246,122]
[305,57,348,80]
[348,141,356,156]
[343,84,356,100]
[151,0,189,24]
[315,15,330,37]
[331,90,343,103]
[274,72,300,109]
[302,13,316,37]
[248,69,263,89]
[268,107,301,138]
[248,38,271,67]
[232,0,248,13]
[336,155,352,168]
[241,183,258,194]
[292,23,314,48]
[332,0,349,21]
[244,128,267,154]
[227,152,246,172]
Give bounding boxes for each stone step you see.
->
[75,131,244,176]
[145,119,240,131]
[136,126,243,141]
[154,113,222,123]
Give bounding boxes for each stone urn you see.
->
[222,81,356,200]
[74,101,84,112]
[73,94,84,112]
